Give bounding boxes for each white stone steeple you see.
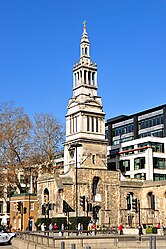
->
[79,21,90,63]
[64,22,107,174]
[73,21,97,94]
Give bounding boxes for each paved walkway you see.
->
[0,245,13,249]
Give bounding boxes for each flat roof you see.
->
[107,103,166,124]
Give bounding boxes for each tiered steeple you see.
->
[73,22,97,92]
[64,22,106,173]
[80,21,90,62]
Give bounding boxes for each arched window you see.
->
[126,192,133,210]
[43,188,49,203]
[92,177,100,196]
[147,192,155,210]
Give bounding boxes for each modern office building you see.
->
[106,104,166,181]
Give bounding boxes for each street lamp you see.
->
[69,143,82,228]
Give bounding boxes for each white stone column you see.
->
[90,71,93,85]
[76,73,78,86]
[86,71,88,84]
[79,113,83,132]
[95,72,97,86]
[73,73,75,88]
[130,158,135,178]
[145,148,153,180]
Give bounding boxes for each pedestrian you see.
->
[41,223,46,235]
[157,223,161,229]
[87,223,92,235]
[49,223,53,230]
[54,223,58,230]
[80,224,84,234]
[118,223,123,235]
[61,223,64,236]
[78,222,81,235]
[138,224,143,241]
[91,223,96,235]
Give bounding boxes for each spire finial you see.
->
[83,20,87,33]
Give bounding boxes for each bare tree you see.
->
[0,102,32,192]
[0,102,65,195]
[32,113,65,172]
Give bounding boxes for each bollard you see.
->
[61,241,65,249]
[153,236,156,249]
[71,243,76,249]
[149,236,153,249]
[86,246,91,249]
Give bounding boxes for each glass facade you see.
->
[134,173,146,180]
[153,157,166,169]
[154,174,166,181]
[112,136,133,145]
[120,160,130,172]
[139,115,163,129]
[109,148,119,158]
[138,142,164,153]
[139,129,164,138]
[107,161,116,170]
[134,157,145,170]
[122,145,134,155]
[112,123,134,137]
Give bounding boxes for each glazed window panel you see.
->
[13,203,16,211]
[120,160,130,172]
[30,202,34,210]
[122,145,134,155]
[139,129,164,138]
[114,124,134,136]
[153,158,166,169]
[134,173,146,180]
[151,142,164,153]
[154,174,166,181]
[134,157,145,170]
[138,142,164,153]
[139,115,164,130]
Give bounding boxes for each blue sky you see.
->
[0,0,165,125]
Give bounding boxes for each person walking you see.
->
[61,223,64,236]
[41,223,46,235]
[138,224,143,241]
[54,223,58,230]
[49,223,53,231]
[118,223,123,235]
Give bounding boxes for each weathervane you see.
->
[83,20,87,32]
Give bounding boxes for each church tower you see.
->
[37,23,120,227]
[64,22,107,174]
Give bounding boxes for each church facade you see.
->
[37,23,166,229]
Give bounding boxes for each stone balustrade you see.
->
[12,231,166,249]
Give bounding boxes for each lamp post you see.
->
[69,143,82,228]
[28,167,32,231]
